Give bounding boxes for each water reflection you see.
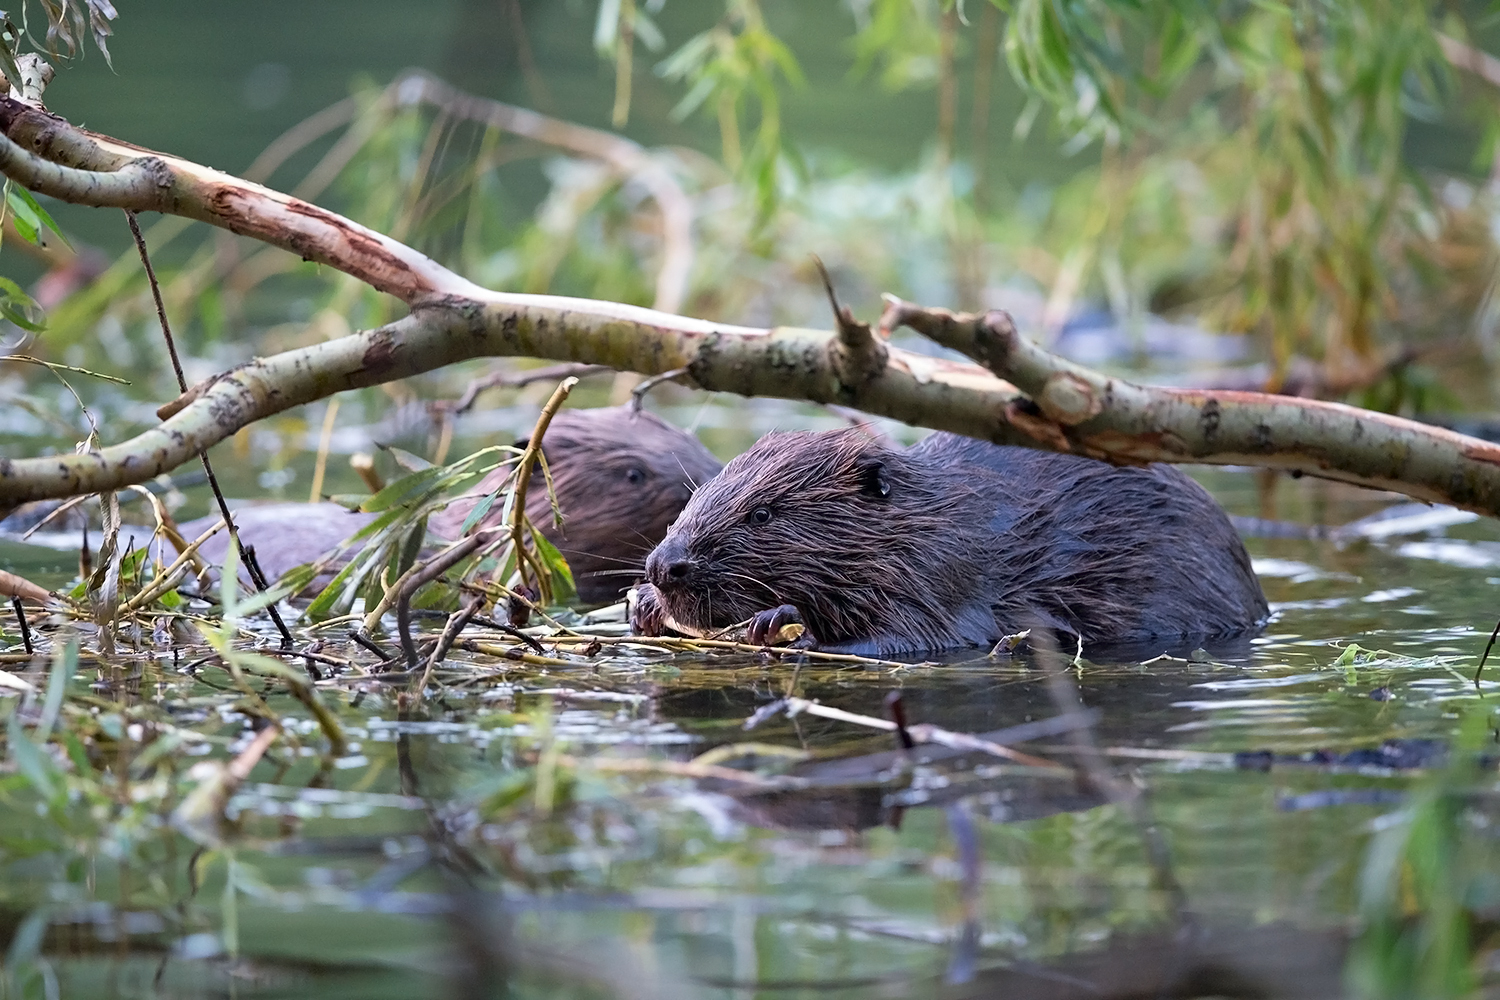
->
[5,473,1500,997]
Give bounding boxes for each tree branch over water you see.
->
[4,87,1500,517]
[882,298,1500,515]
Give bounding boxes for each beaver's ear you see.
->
[857,458,891,499]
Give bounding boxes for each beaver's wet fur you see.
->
[184,503,377,583]
[638,429,1268,657]
[168,407,720,603]
[430,405,722,603]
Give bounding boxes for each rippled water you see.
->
[2,467,1499,998]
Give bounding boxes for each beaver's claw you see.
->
[746,604,805,646]
[628,583,669,635]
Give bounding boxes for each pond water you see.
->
[4,3,1500,994]
[2,456,1499,999]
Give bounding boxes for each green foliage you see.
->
[849,0,947,91]
[0,1,115,114]
[574,0,1498,404]
[304,447,496,621]
[1345,707,1494,998]
[986,0,1480,389]
[303,440,576,622]
[0,179,69,332]
[4,181,68,251]
[0,274,44,330]
[655,0,804,222]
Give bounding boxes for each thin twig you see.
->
[469,615,547,653]
[767,696,1061,769]
[394,528,503,668]
[505,378,578,595]
[122,482,209,585]
[628,366,690,412]
[556,753,800,789]
[350,630,396,662]
[10,598,33,655]
[308,398,340,502]
[812,254,872,346]
[117,518,225,616]
[439,362,609,416]
[126,210,186,389]
[885,690,915,751]
[544,631,921,668]
[969,2,999,210]
[416,593,484,690]
[362,527,498,635]
[936,5,957,168]
[124,209,294,649]
[455,640,576,669]
[19,494,87,538]
[1476,615,1500,686]
[297,645,353,674]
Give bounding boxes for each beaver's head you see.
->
[434,406,722,603]
[644,428,962,645]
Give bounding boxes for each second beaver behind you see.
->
[636,429,1268,656]
[431,405,722,602]
[179,406,722,604]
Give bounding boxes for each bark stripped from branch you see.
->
[1,71,694,313]
[879,297,1500,516]
[0,97,479,302]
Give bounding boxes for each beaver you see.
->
[634,429,1268,656]
[159,407,722,602]
[181,503,378,584]
[430,405,723,603]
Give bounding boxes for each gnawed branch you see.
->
[0,95,478,301]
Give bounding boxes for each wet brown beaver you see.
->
[635,429,1268,656]
[168,406,721,602]
[430,405,722,602]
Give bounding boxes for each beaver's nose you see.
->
[646,536,694,588]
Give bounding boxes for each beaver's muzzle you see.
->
[644,536,700,593]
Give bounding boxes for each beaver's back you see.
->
[912,432,1268,645]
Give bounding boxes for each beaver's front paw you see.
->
[746,604,808,646]
[628,583,668,635]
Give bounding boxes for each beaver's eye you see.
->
[624,466,646,485]
[748,506,773,526]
